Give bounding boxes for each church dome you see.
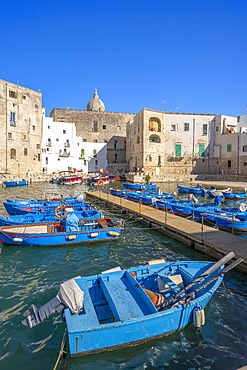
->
[86,89,106,112]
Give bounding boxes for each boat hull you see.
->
[64,260,223,357]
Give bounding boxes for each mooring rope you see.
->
[53,329,67,370]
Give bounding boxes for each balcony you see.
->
[64,142,71,148]
[46,142,52,147]
[59,151,70,157]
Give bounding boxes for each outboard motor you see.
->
[22,278,84,328]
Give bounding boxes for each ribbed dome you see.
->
[86,89,106,112]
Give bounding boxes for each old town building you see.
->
[42,109,107,174]
[50,89,135,175]
[126,108,215,182]
[0,79,42,177]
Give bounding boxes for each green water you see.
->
[0,182,246,370]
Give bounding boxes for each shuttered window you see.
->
[175,144,182,157]
[198,143,205,157]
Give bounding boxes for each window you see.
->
[216,127,219,131]
[81,149,85,158]
[36,144,40,149]
[114,141,117,149]
[9,90,17,98]
[175,144,182,157]
[23,134,27,140]
[10,148,16,159]
[158,156,161,165]
[93,121,98,132]
[137,136,140,144]
[171,124,176,131]
[115,153,118,162]
[94,140,98,143]
[202,124,208,135]
[47,125,50,129]
[198,143,205,157]
[35,104,39,109]
[227,144,232,153]
[95,160,98,165]
[83,139,87,142]
[10,112,16,125]
[243,145,247,152]
[149,135,161,143]
[149,117,161,132]
[46,157,48,164]
[184,123,189,131]
[84,160,86,166]
[22,95,26,100]
[24,148,28,156]
[32,125,35,131]
[103,125,106,130]
[8,133,12,139]
[93,149,97,157]
[63,130,66,134]
[228,160,231,168]
[38,154,41,161]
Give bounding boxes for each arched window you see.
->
[10,148,16,159]
[149,135,161,143]
[149,117,161,132]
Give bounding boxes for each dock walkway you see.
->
[86,191,247,273]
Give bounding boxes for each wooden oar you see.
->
[162,251,235,309]
[170,257,244,308]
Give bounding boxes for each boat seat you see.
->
[99,275,146,322]
[157,273,183,295]
[65,285,99,332]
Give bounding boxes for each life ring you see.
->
[51,223,63,233]
[54,205,68,219]
[98,179,104,186]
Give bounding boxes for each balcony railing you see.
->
[59,151,70,157]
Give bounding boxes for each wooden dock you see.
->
[86,191,247,273]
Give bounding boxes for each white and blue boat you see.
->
[0,208,102,227]
[0,214,124,247]
[21,252,242,357]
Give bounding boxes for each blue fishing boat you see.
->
[215,215,247,232]
[222,191,246,200]
[3,179,28,188]
[0,214,124,247]
[177,185,205,196]
[109,189,127,197]
[0,208,102,227]
[4,198,91,215]
[123,183,156,191]
[21,252,242,358]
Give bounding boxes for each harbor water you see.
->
[0,182,246,370]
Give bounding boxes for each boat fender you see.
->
[51,224,63,233]
[13,237,23,242]
[193,303,205,330]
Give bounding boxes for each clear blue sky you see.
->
[0,0,246,116]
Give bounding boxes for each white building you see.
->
[42,110,107,175]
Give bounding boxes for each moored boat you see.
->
[3,179,28,188]
[21,252,242,357]
[0,214,124,247]
[0,208,102,227]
